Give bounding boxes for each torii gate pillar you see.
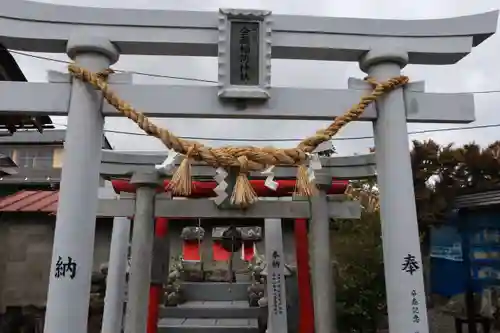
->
[360,49,428,333]
[43,35,119,333]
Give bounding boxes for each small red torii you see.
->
[112,179,348,333]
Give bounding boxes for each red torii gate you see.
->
[112,179,348,333]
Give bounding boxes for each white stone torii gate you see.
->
[0,1,497,333]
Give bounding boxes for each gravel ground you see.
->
[377,309,499,333]
[428,308,500,333]
[428,309,457,333]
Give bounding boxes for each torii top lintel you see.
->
[1,0,497,64]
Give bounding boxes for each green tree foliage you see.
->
[334,210,386,332]
[317,143,336,157]
[412,139,500,230]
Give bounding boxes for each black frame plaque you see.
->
[218,9,272,100]
[229,21,260,86]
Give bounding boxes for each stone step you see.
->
[158,318,259,333]
[181,282,250,301]
[160,301,261,318]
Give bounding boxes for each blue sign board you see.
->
[430,211,500,296]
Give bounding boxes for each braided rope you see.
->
[69,64,408,171]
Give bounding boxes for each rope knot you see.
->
[237,156,249,174]
[97,68,115,80]
[364,77,381,88]
[314,130,330,143]
[186,144,198,159]
[365,75,409,92]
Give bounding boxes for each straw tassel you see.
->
[168,146,196,196]
[294,164,317,197]
[230,156,258,208]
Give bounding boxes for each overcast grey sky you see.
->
[16,0,500,155]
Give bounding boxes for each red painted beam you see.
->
[147,217,169,333]
[295,219,314,333]
[111,179,348,196]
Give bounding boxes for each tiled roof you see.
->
[0,190,58,212]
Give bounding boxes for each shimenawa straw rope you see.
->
[69,64,408,207]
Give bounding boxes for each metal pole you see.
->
[101,216,131,333]
[458,208,477,333]
[124,172,160,333]
[43,34,119,333]
[264,217,288,333]
[360,49,429,333]
[309,174,335,333]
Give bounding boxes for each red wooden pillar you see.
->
[147,217,169,333]
[295,218,314,333]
